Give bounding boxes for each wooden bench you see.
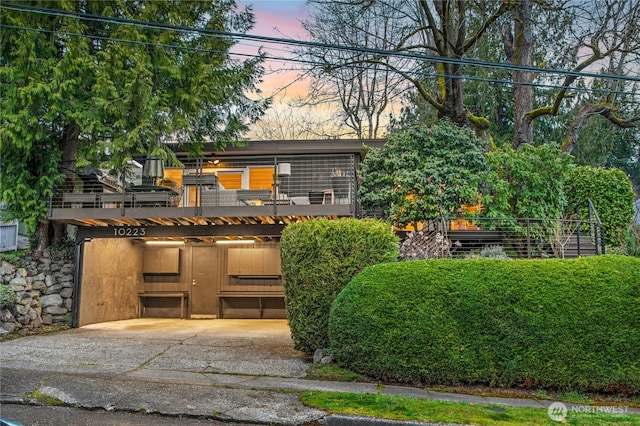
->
[138,292,189,319]
[218,292,285,319]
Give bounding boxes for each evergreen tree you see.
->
[1,1,268,249]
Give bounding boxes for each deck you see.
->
[49,152,360,227]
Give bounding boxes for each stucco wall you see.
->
[79,239,142,326]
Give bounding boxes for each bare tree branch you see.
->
[563,104,640,153]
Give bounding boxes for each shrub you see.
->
[358,121,487,227]
[1,284,14,309]
[565,166,635,244]
[484,143,572,220]
[281,218,399,353]
[466,245,511,260]
[49,238,75,261]
[614,223,640,257]
[329,256,640,393]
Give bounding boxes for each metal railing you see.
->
[403,214,605,259]
[49,154,358,215]
[587,198,606,255]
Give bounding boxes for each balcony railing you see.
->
[399,215,605,259]
[49,154,358,218]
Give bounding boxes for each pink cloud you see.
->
[235,1,310,101]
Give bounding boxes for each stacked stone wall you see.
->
[0,252,74,336]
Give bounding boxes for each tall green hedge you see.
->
[329,256,640,393]
[281,218,398,353]
[565,166,635,244]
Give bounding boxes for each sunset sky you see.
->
[234,0,396,138]
[237,0,310,102]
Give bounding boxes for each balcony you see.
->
[48,154,359,227]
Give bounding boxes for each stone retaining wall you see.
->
[0,252,74,336]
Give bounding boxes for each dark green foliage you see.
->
[49,238,75,261]
[613,224,640,257]
[1,0,267,240]
[484,144,573,220]
[565,166,635,244]
[329,256,640,393]
[0,284,15,309]
[572,116,640,195]
[358,121,488,227]
[280,218,399,353]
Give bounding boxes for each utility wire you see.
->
[3,23,637,98]
[2,2,639,83]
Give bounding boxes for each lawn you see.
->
[300,391,640,426]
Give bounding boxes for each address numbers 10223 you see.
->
[113,227,146,237]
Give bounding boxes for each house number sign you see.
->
[113,227,146,237]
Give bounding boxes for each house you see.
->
[49,139,384,326]
[0,204,29,252]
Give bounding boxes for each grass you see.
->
[300,391,640,426]
[0,249,31,267]
[30,389,65,406]
[0,324,71,341]
[304,363,366,382]
[308,364,640,408]
[558,391,594,404]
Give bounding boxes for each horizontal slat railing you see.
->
[403,216,605,259]
[49,154,357,216]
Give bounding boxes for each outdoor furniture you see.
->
[237,189,272,205]
[200,189,238,206]
[262,199,292,205]
[290,196,310,205]
[134,192,171,207]
[182,174,219,186]
[322,189,334,205]
[308,191,324,204]
[219,295,286,319]
[100,192,133,208]
[138,292,189,319]
[217,189,238,206]
[129,185,179,207]
[62,193,97,208]
[183,174,219,206]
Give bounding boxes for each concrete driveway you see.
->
[1,318,308,377]
[1,319,328,425]
[6,318,634,425]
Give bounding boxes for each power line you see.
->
[3,23,637,98]
[2,1,639,84]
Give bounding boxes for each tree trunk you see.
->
[62,123,79,174]
[35,221,50,253]
[512,0,534,147]
[49,122,80,247]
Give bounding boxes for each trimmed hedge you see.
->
[281,218,399,353]
[565,166,635,244]
[329,256,640,393]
